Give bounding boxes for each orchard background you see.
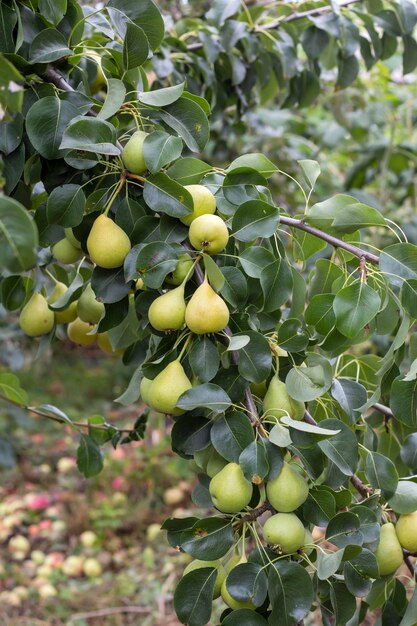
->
[1,0,417,625]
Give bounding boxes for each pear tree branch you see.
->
[403,553,417,581]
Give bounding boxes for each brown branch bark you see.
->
[69,606,151,621]
[403,553,417,581]
[236,500,274,529]
[372,403,394,419]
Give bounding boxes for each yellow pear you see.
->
[121,130,147,174]
[147,360,192,415]
[140,377,153,405]
[180,185,216,225]
[262,513,305,554]
[263,376,305,421]
[19,293,55,337]
[375,523,403,576]
[87,214,131,269]
[97,332,124,356]
[165,254,194,285]
[189,214,229,255]
[52,238,82,264]
[67,318,96,346]
[209,463,253,513]
[183,559,225,598]
[395,512,417,552]
[185,279,229,334]
[266,462,309,512]
[148,284,186,332]
[221,576,255,610]
[77,284,105,324]
[48,282,77,324]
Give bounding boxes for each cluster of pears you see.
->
[375,511,417,576]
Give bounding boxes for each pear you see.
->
[148,284,186,332]
[64,228,82,249]
[395,512,417,552]
[262,513,305,554]
[183,559,225,598]
[77,284,105,324]
[250,380,268,399]
[121,130,147,174]
[263,376,305,421]
[221,576,255,610]
[52,238,83,264]
[209,463,253,513]
[165,254,194,286]
[375,523,403,576]
[185,279,229,334]
[19,293,55,337]
[189,214,229,255]
[87,214,131,269]
[147,360,192,415]
[266,462,309,512]
[67,318,96,346]
[140,377,153,405]
[97,332,124,356]
[180,185,216,226]
[206,449,228,478]
[48,282,77,324]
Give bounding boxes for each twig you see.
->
[69,606,151,622]
[403,553,417,581]
[236,500,273,529]
[157,570,177,618]
[372,403,394,419]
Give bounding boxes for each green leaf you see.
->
[0,196,38,272]
[331,379,367,421]
[143,173,193,218]
[167,157,212,185]
[91,267,131,304]
[232,200,280,242]
[388,480,417,514]
[303,487,337,526]
[60,116,119,155]
[29,28,73,63]
[180,517,234,560]
[329,581,357,626]
[158,97,209,152]
[318,419,358,476]
[280,416,340,437]
[269,423,292,448]
[220,266,247,307]
[0,55,23,114]
[268,561,314,626]
[317,549,345,580]
[400,433,417,469]
[399,583,417,626]
[221,610,268,626]
[174,568,216,626]
[239,439,269,484]
[48,273,83,310]
[211,412,254,462]
[285,354,333,402]
[226,562,268,606]
[172,416,212,457]
[306,194,385,233]
[365,451,398,499]
[177,384,231,413]
[344,549,378,597]
[305,293,336,335]
[235,331,272,384]
[204,255,225,291]
[333,282,381,339]
[189,336,220,383]
[380,243,417,286]
[136,242,178,288]
[298,159,321,188]
[26,97,78,159]
[143,131,183,174]
[325,512,363,549]
[76,434,103,478]
[0,373,28,406]
[107,0,165,50]
[46,184,85,227]
[123,22,149,70]
[38,0,67,25]
[390,377,417,428]
[97,79,126,120]
[260,258,293,313]
[227,153,278,177]
[403,35,417,75]
[139,82,185,106]
[239,246,275,279]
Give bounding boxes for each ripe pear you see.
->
[180,185,216,226]
[165,254,194,285]
[67,318,96,346]
[52,238,82,264]
[185,279,229,334]
[189,214,229,255]
[263,376,305,421]
[209,463,253,513]
[263,513,305,554]
[183,559,225,598]
[87,214,131,269]
[19,293,55,337]
[375,523,403,576]
[48,282,77,324]
[221,576,256,610]
[121,130,147,174]
[395,512,417,552]
[64,228,82,249]
[148,284,186,332]
[266,462,309,512]
[97,332,124,356]
[140,377,153,405]
[147,360,192,415]
[77,284,105,324]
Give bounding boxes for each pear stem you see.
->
[177,335,192,362]
[44,268,59,284]
[236,500,274,530]
[103,174,126,216]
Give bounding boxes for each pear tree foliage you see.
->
[2,1,417,624]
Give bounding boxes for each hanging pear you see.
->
[121,130,147,174]
[375,523,403,576]
[180,185,216,226]
[396,511,417,552]
[19,293,55,337]
[87,214,131,269]
[189,214,229,255]
[266,462,309,512]
[52,238,83,264]
[209,462,253,513]
[262,513,305,554]
[185,278,229,334]
[77,283,105,324]
[147,360,192,415]
[140,377,153,405]
[48,282,77,324]
[67,318,96,346]
[148,284,186,332]
[263,376,305,421]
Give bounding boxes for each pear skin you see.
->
[147,360,192,415]
[395,512,417,552]
[183,559,225,598]
[148,284,186,331]
[266,462,309,512]
[209,463,253,513]
[180,185,216,226]
[19,293,55,337]
[67,318,96,346]
[165,254,194,285]
[52,238,83,264]
[189,214,229,255]
[263,376,305,421]
[185,279,229,334]
[77,284,105,324]
[87,215,131,269]
[262,513,305,554]
[140,377,153,406]
[121,130,147,174]
[97,332,124,356]
[375,523,403,576]
[48,282,77,324]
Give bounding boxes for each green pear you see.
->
[148,284,186,332]
[77,284,105,324]
[19,293,55,337]
[221,576,255,610]
[48,282,77,324]
[209,463,253,513]
[262,513,305,554]
[395,512,417,552]
[121,130,147,174]
[183,559,225,598]
[250,380,268,399]
[295,528,315,559]
[140,377,153,405]
[266,462,309,512]
[87,214,131,269]
[263,376,305,421]
[375,522,403,576]
[97,332,124,356]
[165,254,194,285]
[180,185,216,226]
[52,238,83,264]
[147,360,192,415]
[67,318,96,346]
[189,214,229,255]
[185,279,229,334]
[64,228,82,249]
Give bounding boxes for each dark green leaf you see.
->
[29,28,73,63]
[97,79,126,120]
[46,184,85,227]
[326,512,363,548]
[180,517,234,560]
[76,434,103,478]
[0,196,38,272]
[227,153,278,177]
[107,0,165,50]
[143,173,193,217]
[232,200,280,242]
[177,384,231,413]
[239,440,269,483]
[174,568,216,626]
[26,97,78,159]
[303,487,337,526]
[139,82,185,106]
[123,22,149,70]
[158,97,209,152]
[136,242,178,288]
[365,451,398,499]
[236,331,272,384]
[189,336,220,383]
[318,419,358,476]
[333,282,381,339]
[390,377,417,428]
[268,560,314,626]
[260,258,293,313]
[144,132,183,174]
[286,354,333,402]
[211,412,254,462]
[172,416,212,457]
[167,157,212,185]
[226,562,268,606]
[38,0,67,25]
[388,481,417,514]
[60,116,119,155]
[380,243,417,287]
